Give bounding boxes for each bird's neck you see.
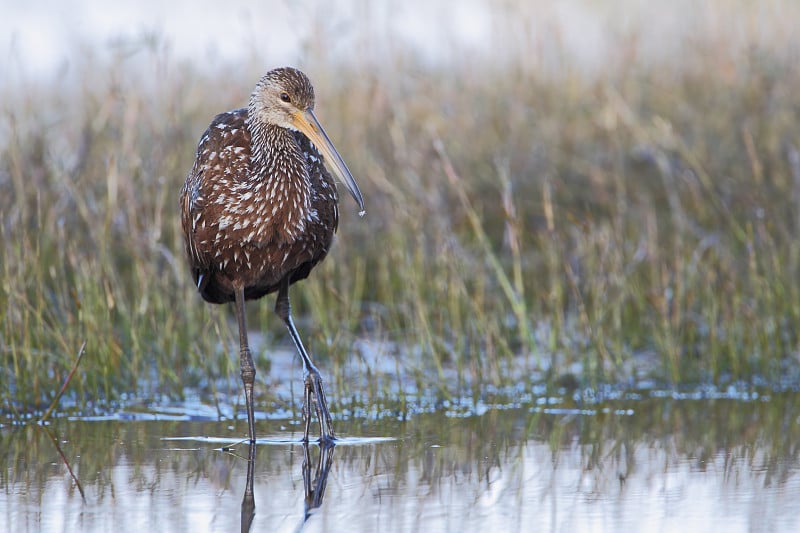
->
[248,120,313,234]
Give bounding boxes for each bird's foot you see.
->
[303,369,336,445]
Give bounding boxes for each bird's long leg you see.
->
[275,277,335,444]
[234,285,257,444]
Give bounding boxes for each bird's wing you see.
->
[180,108,251,275]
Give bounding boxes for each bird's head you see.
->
[249,67,365,216]
[250,67,316,129]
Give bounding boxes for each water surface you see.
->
[2,389,799,532]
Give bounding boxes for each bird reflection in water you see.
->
[240,443,256,533]
[239,442,336,532]
[302,442,335,523]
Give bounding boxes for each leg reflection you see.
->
[241,443,256,533]
[302,441,335,523]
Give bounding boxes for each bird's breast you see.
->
[182,109,339,296]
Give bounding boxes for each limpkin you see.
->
[180,67,365,445]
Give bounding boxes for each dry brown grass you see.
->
[3,2,800,416]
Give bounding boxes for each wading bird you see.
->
[180,67,365,445]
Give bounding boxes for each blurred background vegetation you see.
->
[2,0,800,416]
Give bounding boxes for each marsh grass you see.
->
[3,4,800,417]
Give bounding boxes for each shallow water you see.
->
[2,389,799,532]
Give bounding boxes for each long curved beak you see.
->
[292,109,366,217]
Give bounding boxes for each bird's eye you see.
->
[280,92,291,103]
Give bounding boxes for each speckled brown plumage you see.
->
[179,67,364,446]
[181,78,338,304]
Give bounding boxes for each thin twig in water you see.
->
[39,424,87,502]
[39,341,86,425]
